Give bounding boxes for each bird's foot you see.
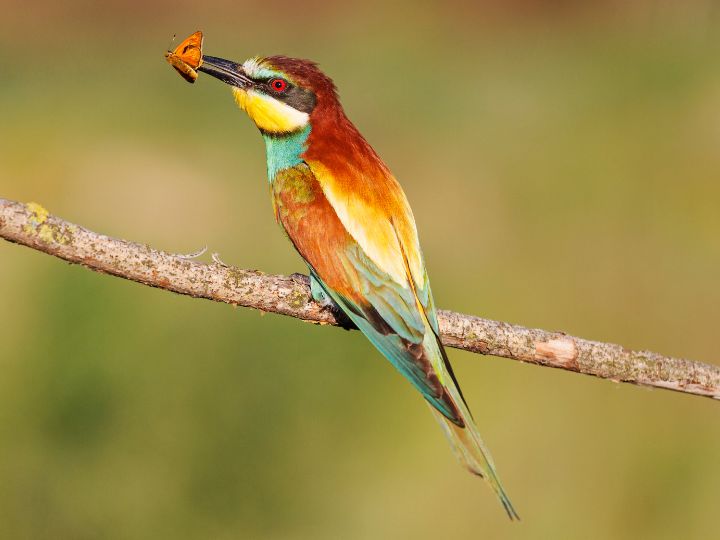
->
[290,273,311,287]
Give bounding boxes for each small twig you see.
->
[1,198,718,400]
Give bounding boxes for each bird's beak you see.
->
[198,56,253,88]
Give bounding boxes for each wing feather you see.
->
[272,163,461,423]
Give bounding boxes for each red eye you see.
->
[270,78,287,92]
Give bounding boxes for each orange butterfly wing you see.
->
[165,31,203,83]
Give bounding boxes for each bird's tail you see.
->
[429,382,520,520]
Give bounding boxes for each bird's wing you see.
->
[274,163,518,518]
[313,257,464,425]
[278,160,461,424]
[303,159,436,316]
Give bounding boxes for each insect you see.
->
[164,30,203,83]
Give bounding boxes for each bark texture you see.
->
[2,198,718,400]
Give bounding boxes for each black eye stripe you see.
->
[255,78,317,114]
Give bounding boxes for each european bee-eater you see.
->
[195,52,518,519]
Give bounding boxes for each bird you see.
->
[194,51,518,519]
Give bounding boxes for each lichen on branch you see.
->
[2,197,718,401]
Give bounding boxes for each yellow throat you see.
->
[232,87,309,133]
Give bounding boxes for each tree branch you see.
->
[2,197,718,401]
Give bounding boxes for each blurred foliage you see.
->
[1,1,719,538]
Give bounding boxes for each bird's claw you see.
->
[290,273,310,286]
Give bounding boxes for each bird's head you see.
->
[199,55,338,135]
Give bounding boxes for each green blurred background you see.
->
[1,1,719,538]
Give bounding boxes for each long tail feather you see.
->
[429,392,520,520]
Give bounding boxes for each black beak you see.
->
[198,56,253,88]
